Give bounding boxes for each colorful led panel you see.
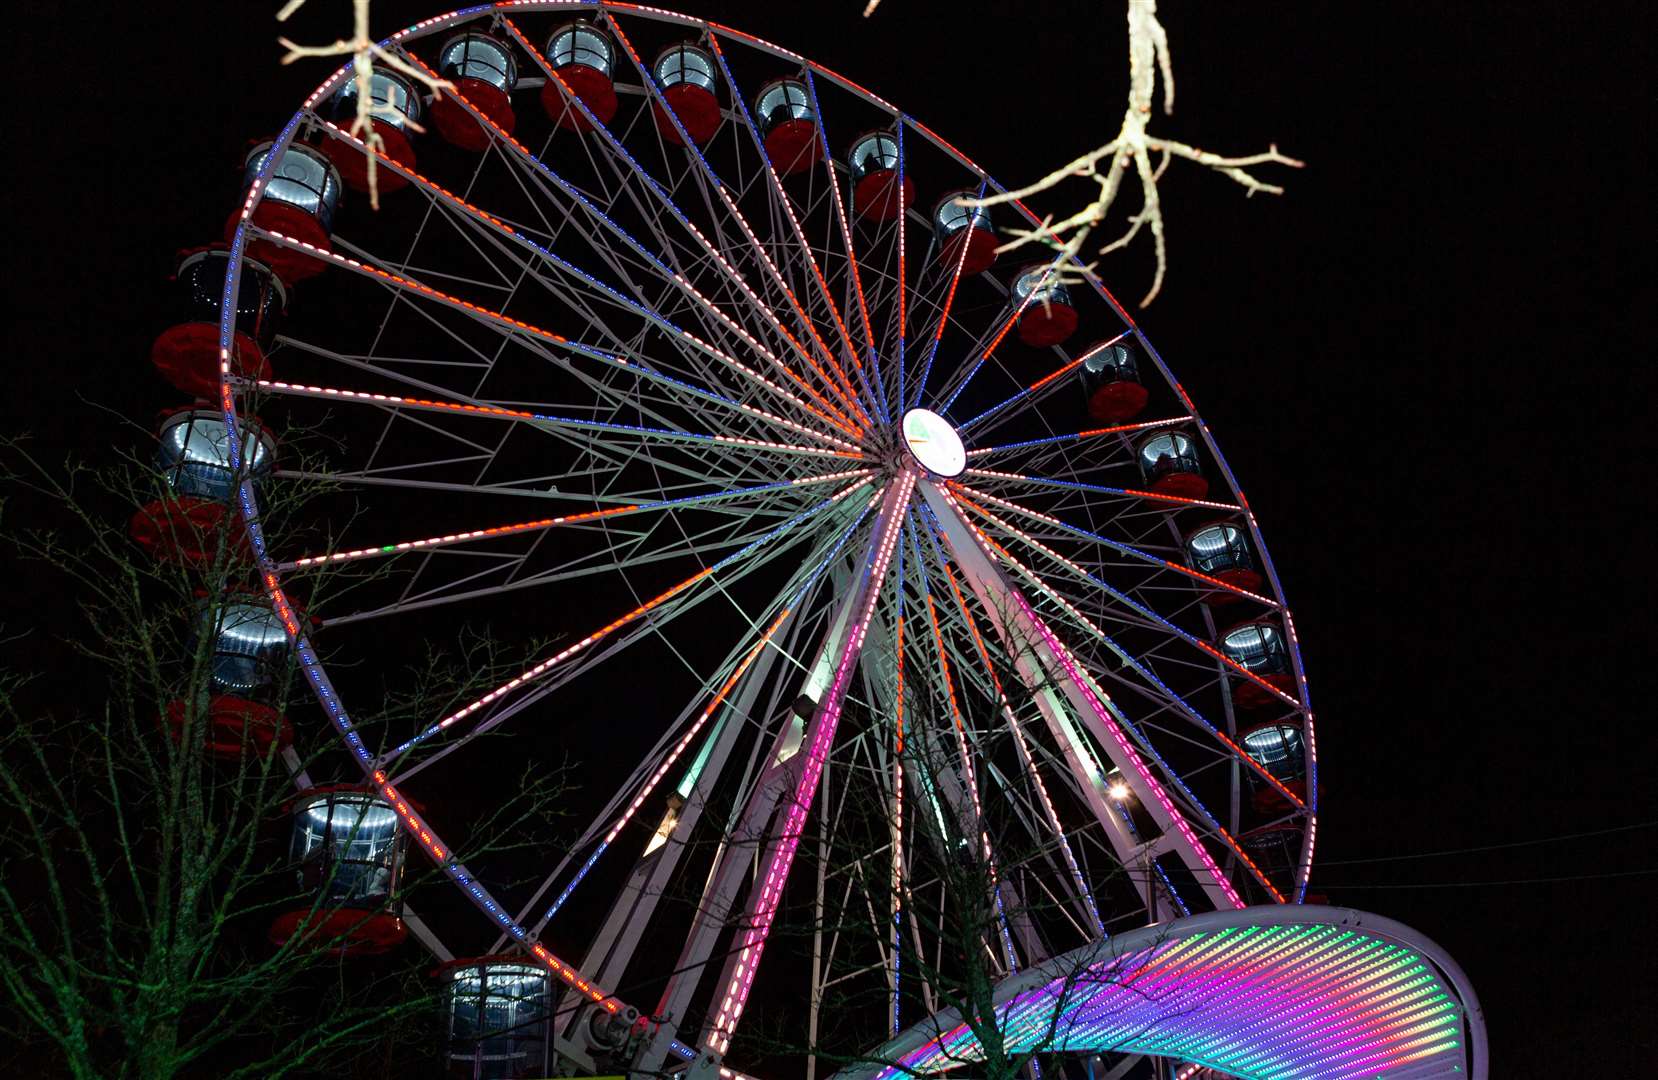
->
[840,909,1478,1080]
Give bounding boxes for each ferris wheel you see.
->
[153,3,1334,1075]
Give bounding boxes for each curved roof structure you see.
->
[832,906,1486,1080]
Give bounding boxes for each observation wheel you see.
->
[191,3,1321,1074]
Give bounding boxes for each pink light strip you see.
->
[707,470,917,1052]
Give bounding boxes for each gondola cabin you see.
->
[849,130,914,222]
[439,958,552,1079]
[269,788,408,954]
[1136,430,1207,499]
[1220,620,1297,709]
[542,22,618,132]
[1011,264,1078,347]
[1185,521,1263,600]
[430,32,518,150]
[1242,721,1309,814]
[130,408,277,563]
[933,190,997,276]
[200,597,291,696]
[755,78,822,175]
[322,68,424,192]
[227,141,341,284]
[652,43,721,146]
[150,248,285,398]
[1080,342,1147,422]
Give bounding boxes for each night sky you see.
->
[13,0,1655,1073]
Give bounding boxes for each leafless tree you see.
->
[0,428,572,1079]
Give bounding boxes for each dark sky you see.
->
[14,0,1655,1073]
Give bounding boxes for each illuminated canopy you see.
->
[833,906,1486,1080]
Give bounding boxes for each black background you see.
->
[12,1,1656,1073]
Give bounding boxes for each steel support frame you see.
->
[920,480,1239,915]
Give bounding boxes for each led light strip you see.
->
[947,480,1278,606]
[358,40,865,443]
[937,278,1048,415]
[282,469,870,569]
[707,470,917,1053]
[803,69,886,420]
[965,414,1193,457]
[253,372,861,461]
[704,36,881,421]
[956,331,1135,432]
[934,506,1295,896]
[495,24,867,438]
[873,921,1464,1079]
[951,489,1304,720]
[537,483,881,927]
[945,493,1289,764]
[620,27,872,430]
[937,560,1104,937]
[964,466,1243,512]
[909,178,984,411]
[393,478,870,758]
[273,128,863,453]
[931,487,1243,908]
